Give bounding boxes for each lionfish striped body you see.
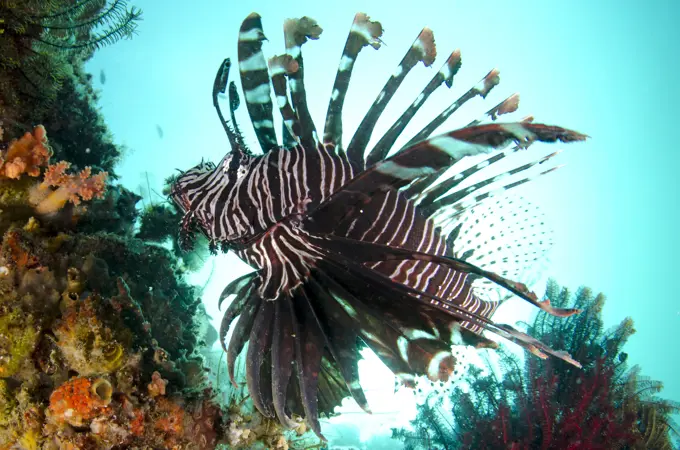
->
[171,12,587,438]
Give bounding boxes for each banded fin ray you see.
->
[246,298,275,417]
[308,122,587,224]
[323,13,383,150]
[218,271,257,311]
[423,150,562,217]
[268,54,301,147]
[226,285,261,387]
[238,13,278,152]
[409,94,524,205]
[346,27,437,168]
[404,69,501,148]
[284,16,323,149]
[310,233,582,367]
[450,196,554,303]
[271,297,297,428]
[366,50,462,166]
[309,233,580,320]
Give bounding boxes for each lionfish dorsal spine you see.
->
[284,17,322,149]
[268,54,301,148]
[404,68,501,148]
[212,58,242,150]
[238,13,278,152]
[366,49,463,166]
[323,13,384,150]
[346,27,437,168]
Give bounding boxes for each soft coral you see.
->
[33,160,108,214]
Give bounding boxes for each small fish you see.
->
[170,12,587,439]
[99,69,106,85]
[156,125,163,139]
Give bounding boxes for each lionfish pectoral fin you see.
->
[314,233,580,318]
[305,276,371,413]
[271,297,298,428]
[246,299,275,417]
[309,233,581,368]
[311,267,459,385]
[218,272,257,311]
[287,291,325,439]
[226,289,262,388]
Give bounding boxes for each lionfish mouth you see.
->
[172,10,587,440]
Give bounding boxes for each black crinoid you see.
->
[0,0,142,127]
[170,12,587,439]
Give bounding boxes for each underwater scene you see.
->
[0,0,678,448]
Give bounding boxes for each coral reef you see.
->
[0,125,319,448]
[0,210,228,447]
[0,2,322,445]
[392,280,680,449]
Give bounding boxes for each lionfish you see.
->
[171,12,587,438]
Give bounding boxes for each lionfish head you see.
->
[170,150,256,250]
[169,159,215,215]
